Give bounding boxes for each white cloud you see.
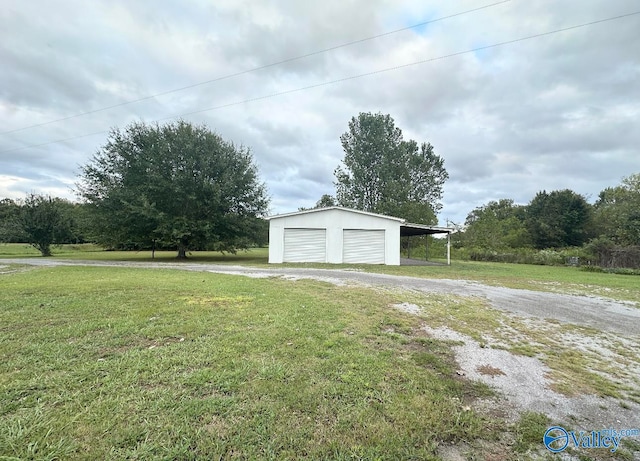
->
[1,0,639,224]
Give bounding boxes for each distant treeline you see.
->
[448,173,640,269]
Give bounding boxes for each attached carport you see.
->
[266,207,403,265]
[401,223,453,266]
[266,207,454,266]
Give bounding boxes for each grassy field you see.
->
[0,265,501,460]
[1,258,638,459]
[3,242,637,305]
[0,243,270,264]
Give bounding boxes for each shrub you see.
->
[458,247,590,266]
[584,238,640,269]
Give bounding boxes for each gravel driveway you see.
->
[6,258,639,336]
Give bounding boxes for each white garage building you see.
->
[266,207,452,266]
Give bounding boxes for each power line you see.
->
[0,130,112,154]
[2,10,638,155]
[169,12,640,119]
[0,0,510,136]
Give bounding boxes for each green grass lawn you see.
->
[2,260,638,459]
[0,265,498,460]
[0,243,269,264]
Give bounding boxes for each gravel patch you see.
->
[392,302,422,315]
[206,269,348,286]
[422,325,640,429]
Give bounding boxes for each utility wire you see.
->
[2,10,638,155]
[168,11,640,120]
[0,0,510,135]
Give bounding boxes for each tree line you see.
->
[1,114,638,269]
[452,175,640,268]
[2,113,448,258]
[459,175,640,249]
[303,113,640,268]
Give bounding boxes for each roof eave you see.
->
[265,206,406,223]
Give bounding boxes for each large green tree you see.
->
[525,189,593,249]
[334,112,448,224]
[593,173,640,245]
[77,121,269,258]
[298,194,337,211]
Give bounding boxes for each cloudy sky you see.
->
[1,0,639,225]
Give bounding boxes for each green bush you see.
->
[584,238,640,269]
[456,247,590,266]
[580,265,605,273]
[580,266,640,276]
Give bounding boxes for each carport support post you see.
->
[407,236,411,259]
[447,232,451,266]
[425,236,428,261]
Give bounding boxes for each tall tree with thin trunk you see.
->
[315,194,336,208]
[334,112,448,224]
[0,198,22,243]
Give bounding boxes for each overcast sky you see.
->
[1,0,639,225]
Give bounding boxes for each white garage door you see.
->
[343,229,385,264]
[283,228,326,263]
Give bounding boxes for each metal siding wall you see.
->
[283,228,327,262]
[343,229,385,264]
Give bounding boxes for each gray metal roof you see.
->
[266,206,454,236]
[265,206,405,222]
